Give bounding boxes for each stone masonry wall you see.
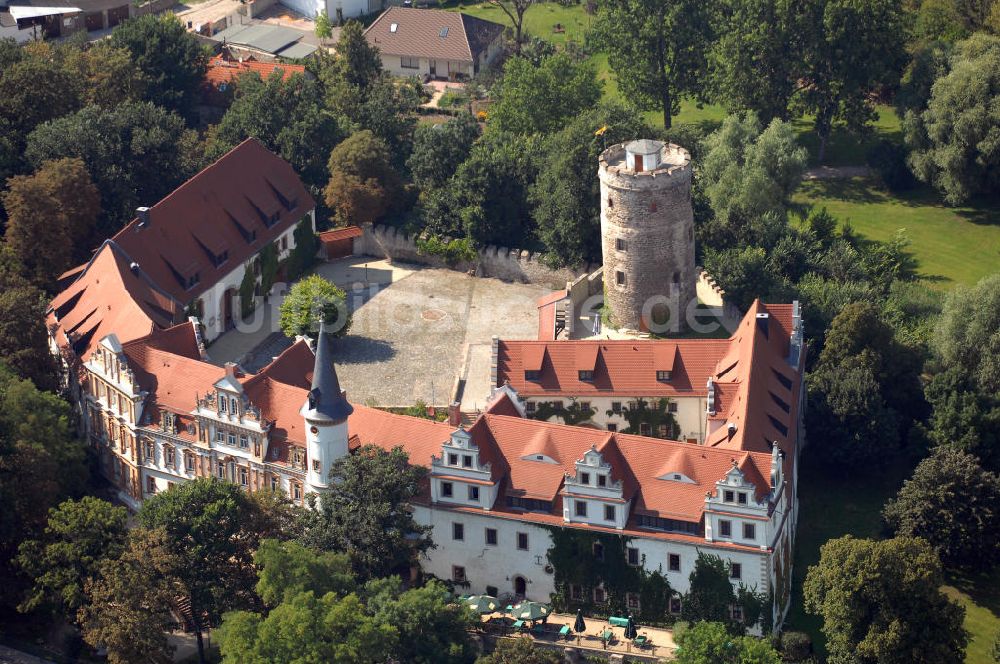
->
[598,143,696,332]
[353,223,594,290]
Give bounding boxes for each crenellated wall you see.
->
[353,223,596,290]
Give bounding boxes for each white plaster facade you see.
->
[523,394,709,442]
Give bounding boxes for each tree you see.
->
[674,622,780,664]
[488,53,602,135]
[905,34,1000,204]
[3,157,101,289]
[616,398,680,439]
[803,536,967,664]
[278,274,351,339]
[0,55,81,151]
[926,273,1000,468]
[592,0,714,128]
[218,591,397,664]
[284,217,320,282]
[795,0,907,162]
[25,101,197,234]
[299,445,432,581]
[365,578,476,664]
[529,103,650,267]
[315,9,333,39]
[681,552,736,625]
[883,446,1000,571]
[137,478,277,664]
[253,539,354,608]
[109,13,208,118]
[62,41,147,108]
[209,70,344,190]
[708,0,798,122]
[16,497,128,618]
[408,114,481,192]
[324,130,402,226]
[79,528,184,664]
[489,0,534,51]
[698,113,808,227]
[321,20,382,94]
[0,365,85,610]
[0,254,61,391]
[476,637,563,663]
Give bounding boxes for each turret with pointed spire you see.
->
[301,324,353,493]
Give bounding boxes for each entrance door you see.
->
[429,60,437,77]
[514,576,527,598]
[633,154,644,172]
[222,288,236,330]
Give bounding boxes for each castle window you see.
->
[517,532,529,550]
[743,523,756,540]
[239,467,248,486]
[615,237,627,252]
[524,370,540,381]
[570,584,582,600]
[580,472,590,485]
[452,565,466,582]
[724,490,735,503]
[165,445,175,466]
[611,401,622,414]
[442,481,453,498]
[730,563,742,580]
[292,483,302,501]
[672,271,680,284]
[606,423,617,432]
[627,592,641,610]
[270,476,279,492]
[730,604,744,622]
[217,462,225,478]
[578,370,594,381]
[228,433,237,446]
[605,504,616,521]
[607,196,614,208]
[240,435,249,449]
[452,522,464,541]
[144,440,154,462]
[649,201,658,212]
[738,492,748,505]
[580,401,591,413]
[615,270,626,286]
[230,397,238,414]
[185,452,194,472]
[627,547,639,566]
[597,474,607,487]
[656,370,672,381]
[448,453,458,465]
[670,597,682,614]
[575,501,588,517]
[216,430,224,442]
[640,422,651,436]
[593,542,604,561]
[593,587,607,603]
[669,554,681,572]
[486,528,498,545]
[668,401,678,413]
[462,455,473,468]
[312,460,321,473]
[146,476,156,494]
[719,520,732,538]
[219,397,227,413]
[525,401,536,413]
[467,486,480,501]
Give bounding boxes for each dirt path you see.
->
[803,165,873,180]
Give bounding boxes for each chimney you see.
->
[224,362,238,379]
[448,401,461,427]
[755,312,769,338]
[136,206,151,228]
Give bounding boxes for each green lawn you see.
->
[794,178,1000,288]
[944,573,1000,664]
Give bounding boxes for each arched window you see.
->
[607,196,614,208]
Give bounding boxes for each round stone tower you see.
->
[598,139,696,333]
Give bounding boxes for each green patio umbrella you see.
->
[511,601,551,622]
[465,595,500,614]
[573,609,586,633]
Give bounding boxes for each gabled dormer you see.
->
[703,456,770,546]
[562,444,630,530]
[213,362,245,418]
[430,427,498,510]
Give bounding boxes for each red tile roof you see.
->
[110,138,315,304]
[318,226,363,243]
[364,7,504,63]
[204,55,305,88]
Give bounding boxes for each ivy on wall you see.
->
[530,399,596,426]
[259,242,279,295]
[681,552,771,635]
[285,217,319,282]
[544,527,676,624]
[238,258,257,319]
[611,398,680,439]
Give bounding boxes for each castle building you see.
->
[598,140,696,333]
[46,141,804,633]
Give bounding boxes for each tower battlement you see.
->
[598,139,696,333]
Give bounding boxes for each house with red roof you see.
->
[202,53,308,108]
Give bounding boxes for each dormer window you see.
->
[219,397,227,413]
[737,492,748,505]
[580,472,590,485]
[462,455,472,468]
[597,474,607,487]
[656,370,672,381]
[723,490,735,503]
[448,453,458,465]
[578,370,594,381]
[525,370,540,381]
[230,397,238,415]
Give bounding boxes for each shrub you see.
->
[779,631,812,661]
[866,139,916,192]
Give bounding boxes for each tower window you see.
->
[616,271,626,286]
[650,201,658,212]
[672,271,680,284]
[615,237,627,251]
[607,196,614,208]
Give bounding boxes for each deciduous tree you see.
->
[3,157,101,289]
[803,536,968,664]
[592,0,714,128]
[324,130,402,226]
[109,13,207,119]
[253,539,354,607]
[488,0,534,51]
[681,552,736,626]
[408,114,481,192]
[674,621,781,664]
[278,274,351,339]
[17,497,128,618]
[0,253,61,391]
[299,445,432,581]
[476,636,563,663]
[883,446,1000,571]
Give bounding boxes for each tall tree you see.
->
[489,0,534,51]
[25,101,197,233]
[592,0,714,128]
[3,157,101,289]
[709,0,798,122]
[488,52,602,135]
[681,552,736,626]
[803,536,968,664]
[279,274,351,339]
[883,446,1000,571]
[0,251,61,391]
[324,130,403,226]
[137,478,277,664]
[218,591,397,664]
[78,528,184,664]
[209,70,344,190]
[62,41,147,108]
[109,13,208,119]
[16,497,128,618]
[795,0,907,162]
[253,539,354,608]
[408,114,481,192]
[674,621,781,664]
[476,637,563,663]
[299,445,432,581]
[905,34,1000,204]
